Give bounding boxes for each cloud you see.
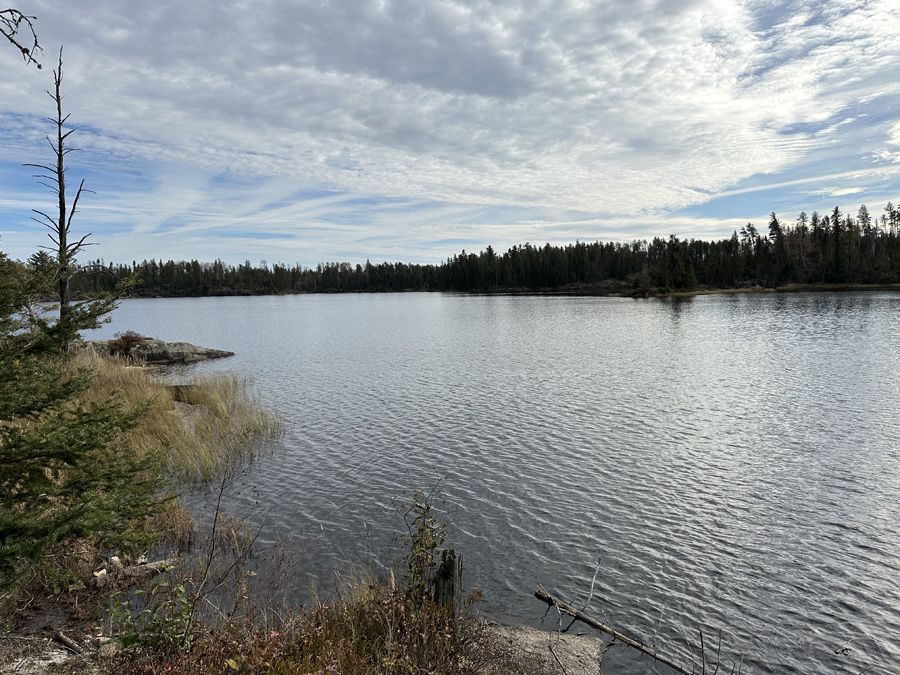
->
[809,186,866,197]
[0,0,899,264]
[887,121,900,146]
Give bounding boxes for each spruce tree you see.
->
[0,249,164,591]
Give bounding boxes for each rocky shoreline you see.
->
[81,339,234,366]
[478,622,604,674]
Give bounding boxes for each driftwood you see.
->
[52,630,83,654]
[535,588,692,675]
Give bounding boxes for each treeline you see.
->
[73,203,900,297]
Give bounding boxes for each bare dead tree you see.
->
[25,47,96,323]
[1,8,41,67]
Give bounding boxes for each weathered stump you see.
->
[433,548,462,613]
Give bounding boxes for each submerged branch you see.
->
[535,588,693,675]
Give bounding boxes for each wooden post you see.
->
[434,548,462,613]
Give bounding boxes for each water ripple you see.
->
[90,291,900,675]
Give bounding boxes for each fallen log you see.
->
[535,588,692,675]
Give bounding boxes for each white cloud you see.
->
[887,121,900,146]
[809,186,866,197]
[0,0,899,263]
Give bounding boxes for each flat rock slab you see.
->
[480,623,603,675]
[130,340,234,364]
[84,339,234,365]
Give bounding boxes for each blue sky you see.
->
[1,0,899,267]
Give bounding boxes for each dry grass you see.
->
[147,501,196,556]
[67,350,283,483]
[0,352,290,673]
[2,351,280,603]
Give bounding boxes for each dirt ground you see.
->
[0,556,170,674]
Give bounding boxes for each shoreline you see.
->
[109,282,900,300]
[2,617,605,675]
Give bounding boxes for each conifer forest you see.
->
[69,203,900,296]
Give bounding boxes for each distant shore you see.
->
[647,282,900,298]
[110,281,900,300]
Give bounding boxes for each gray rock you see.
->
[478,622,604,675]
[128,339,234,364]
[83,339,234,365]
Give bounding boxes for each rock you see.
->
[122,558,178,581]
[129,339,234,365]
[98,637,121,656]
[4,644,72,673]
[82,339,234,366]
[476,621,604,675]
[94,557,177,588]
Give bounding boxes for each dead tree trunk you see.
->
[25,47,94,324]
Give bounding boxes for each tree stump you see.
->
[433,548,462,612]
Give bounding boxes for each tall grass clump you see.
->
[0,352,281,599]
[69,349,283,482]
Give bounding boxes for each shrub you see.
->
[398,489,446,606]
[110,330,152,356]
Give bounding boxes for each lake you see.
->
[87,291,900,674]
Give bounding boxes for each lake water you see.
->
[87,291,900,674]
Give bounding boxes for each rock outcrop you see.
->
[84,339,234,365]
[478,621,604,675]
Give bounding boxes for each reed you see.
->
[67,350,283,482]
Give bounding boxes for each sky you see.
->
[1,0,899,267]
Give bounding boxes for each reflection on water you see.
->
[89,291,900,674]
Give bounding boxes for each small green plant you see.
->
[398,488,447,605]
[109,566,194,653]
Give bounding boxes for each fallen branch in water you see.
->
[535,588,693,675]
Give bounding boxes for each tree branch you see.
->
[535,588,695,675]
[0,8,41,67]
